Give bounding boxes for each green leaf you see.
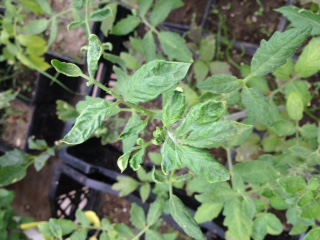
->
[209,61,231,75]
[34,150,54,171]
[234,160,277,184]
[276,6,320,36]
[23,19,50,35]
[56,100,79,122]
[63,101,119,145]
[242,196,256,219]
[270,197,289,210]
[300,124,318,140]
[284,81,311,106]
[103,53,126,70]
[277,176,306,196]
[195,203,223,224]
[161,139,181,175]
[163,90,186,128]
[130,203,146,229]
[273,120,295,137]
[111,16,141,35]
[147,198,165,225]
[0,166,26,187]
[295,38,320,78]
[252,213,283,240]
[183,120,252,149]
[124,60,191,104]
[120,52,141,70]
[120,120,147,139]
[143,31,157,62]
[150,0,183,27]
[145,230,164,240]
[176,100,226,137]
[51,59,84,77]
[48,18,58,46]
[69,229,87,240]
[197,74,241,94]
[51,219,77,235]
[72,0,85,9]
[297,191,313,208]
[305,228,320,240]
[117,151,131,173]
[169,195,205,240]
[90,6,111,21]
[177,145,230,183]
[0,149,31,167]
[272,58,294,81]
[27,137,47,151]
[76,209,90,227]
[49,219,62,239]
[139,0,153,16]
[0,90,17,109]
[140,183,150,203]
[199,37,216,62]
[251,26,312,77]
[194,60,209,83]
[87,34,104,78]
[68,21,84,30]
[130,148,146,171]
[223,198,253,240]
[112,176,139,197]
[122,114,141,153]
[159,32,193,62]
[300,204,320,219]
[37,0,52,14]
[286,92,304,121]
[241,87,276,127]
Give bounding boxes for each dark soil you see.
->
[166,0,211,27]
[207,0,287,45]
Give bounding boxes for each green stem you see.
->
[295,121,300,146]
[243,73,254,84]
[85,0,92,36]
[304,108,320,122]
[226,147,234,187]
[132,225,151,240]
[168,171,175,199]
[141,16,160,35]
[50,9,73,21]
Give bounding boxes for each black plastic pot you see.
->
[49,162,226,239]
